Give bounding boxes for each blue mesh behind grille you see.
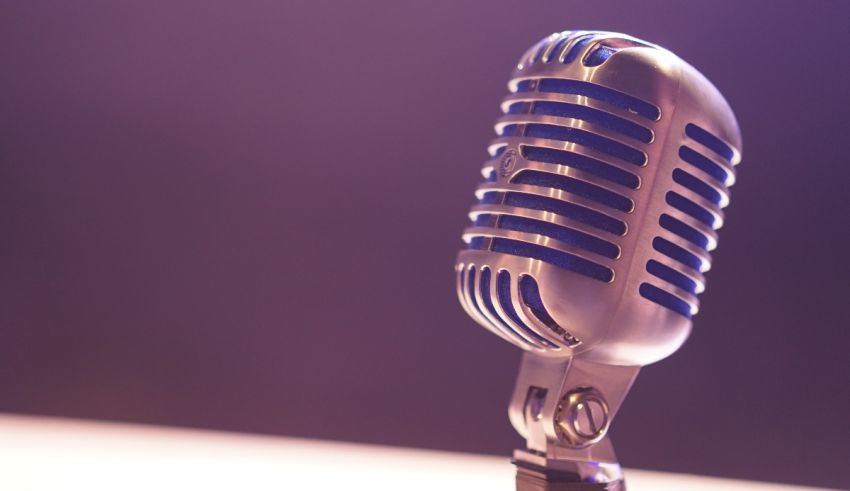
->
[512,170,633,213]
[646,259,697,294]
[639,283,692,318]
[519,275,558,328]
[679,146,730,185]
[473,214,491,227]
[497,270,555,347]
[482,214,619,259]
[666,191,716,227]
[511,101,652,143]
[585,38,653,67]
[502,191,626,235]
[652,237,702,272]
[507,102,530,115]
[466,266,513,343]
[584,45,618,67]
[659,213,709,250]
[640,118,738,319]
[522,145,640,189]
[517,78,660,121]
[535,32,653,68]
[479,267,526,342]
[562,35,595,64]
[685,123,734,162]
[479,191,503,204]
[519,274,579,347]
[672,168,722,205]
[468,237,486,250]
[483,238,614,282]
[505,123,645,166]
[545,35,573,63]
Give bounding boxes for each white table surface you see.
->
[0,414,831,491]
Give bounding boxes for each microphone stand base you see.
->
[515,461,624,491]
[513,450,625,491]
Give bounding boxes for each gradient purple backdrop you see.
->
[1,1,848,489]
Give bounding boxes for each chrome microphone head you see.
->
[455,30,741,366]
[454,30,742,489]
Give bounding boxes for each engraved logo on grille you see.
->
[499,148,518,177]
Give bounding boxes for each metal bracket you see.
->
[508,353,640,487]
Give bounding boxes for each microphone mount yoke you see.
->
[509,354,639,490]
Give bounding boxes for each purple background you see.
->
[1,1,848,488]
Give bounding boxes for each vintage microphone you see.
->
[454,31,742,490]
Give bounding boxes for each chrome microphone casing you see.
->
[454,31,742,490]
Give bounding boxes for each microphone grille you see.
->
[640,122,738,317]
[457,31,741,357]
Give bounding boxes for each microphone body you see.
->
[454,31,741,490]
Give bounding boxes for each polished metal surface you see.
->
[454,30,743,490]
[555,387,610,447]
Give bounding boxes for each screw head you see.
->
[555,387,610,447]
